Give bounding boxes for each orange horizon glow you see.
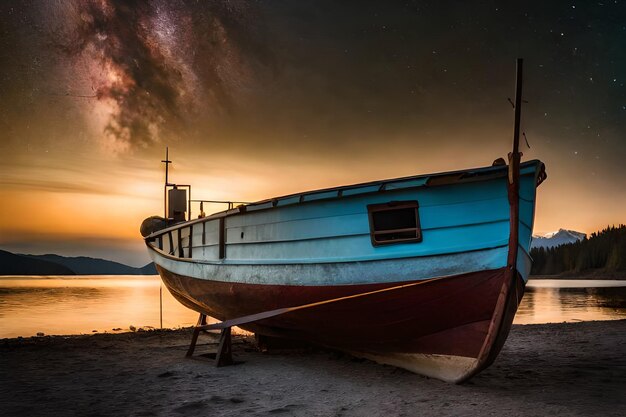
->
[1,146,623,246]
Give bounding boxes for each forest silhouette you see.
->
[530,225,626,276]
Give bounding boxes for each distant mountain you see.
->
[139,262,157,274]
[530,225,626,276]
[0,249,157,276]
[22,254,145,275]
[0,249,75,275]
[531,229,586,249]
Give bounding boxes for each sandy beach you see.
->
[2,320,625,416]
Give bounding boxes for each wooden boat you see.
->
[142,59,546,383]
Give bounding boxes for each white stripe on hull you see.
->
[148,245,509,286]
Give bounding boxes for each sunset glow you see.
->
[0,1,624,264]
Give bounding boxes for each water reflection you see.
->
[0,275,198,338]
[1,276,625,338]
[514,280,626,324]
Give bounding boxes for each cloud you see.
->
[0,154,160,197]
[0,177,114,195]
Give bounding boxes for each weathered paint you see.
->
[148,245,512,286]
[353,352,477,384]
[155,265,521,383]
[147,161,542,274]
[144,159,544,383]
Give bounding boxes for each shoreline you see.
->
[2,320,625,416]
[530,270,626,280]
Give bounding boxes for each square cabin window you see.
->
[367,201,422,246]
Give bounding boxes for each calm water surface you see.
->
[0,275,198,338]
[1,276,625,338]
[514,279,626,324]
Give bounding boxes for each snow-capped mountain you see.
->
[531,229,586,249]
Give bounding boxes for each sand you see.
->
[1,320,625,416]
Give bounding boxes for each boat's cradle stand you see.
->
[183,276,453,368]
[186,313,234,367]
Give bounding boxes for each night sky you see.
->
[1,1,625,265]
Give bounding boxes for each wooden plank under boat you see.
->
[143,59,546,383]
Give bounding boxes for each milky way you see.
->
[2,0,624,162]
[48,0,273,151]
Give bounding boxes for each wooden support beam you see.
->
[184,277,451,369]
[215,327,233,367]
[186,312,234,367]
[186,313,207,357]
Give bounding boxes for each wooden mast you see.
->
[467,59,525,382]
[508,58,523,275]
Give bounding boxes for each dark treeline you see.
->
[530,225,626,275]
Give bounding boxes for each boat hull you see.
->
[156,263,524,383]
[145,160,544,382]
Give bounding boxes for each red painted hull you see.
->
[157,265,525,379]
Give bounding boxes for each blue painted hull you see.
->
[148,160,543,285]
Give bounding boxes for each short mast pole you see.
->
[162,147,172,225]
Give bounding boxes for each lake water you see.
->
[0,275,199,338]
[515,279,626,324]
[0,276,625,338]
